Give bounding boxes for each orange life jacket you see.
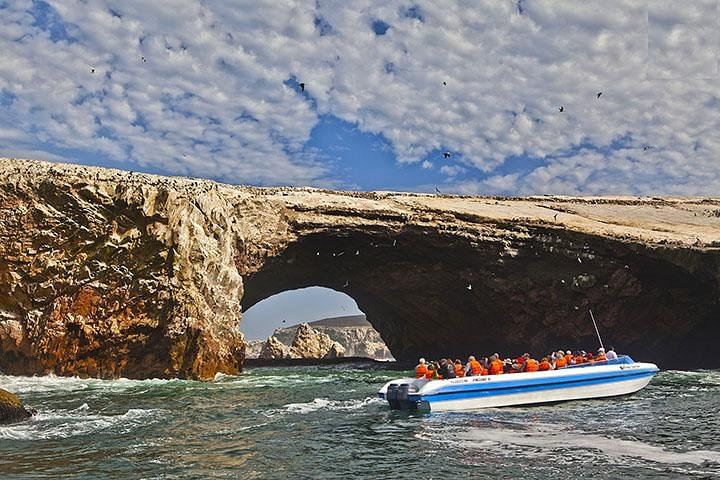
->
[555,357,567,368]
[596,353,607,361]
[574,355,585,364]
[489,359,504,375]
[425,369,435,380]
[539,360,551,371]
[415,364,428,379]
[564,354,573,364]
[469,360,483,376]
[454,364,465,377]
[524,358,539,372]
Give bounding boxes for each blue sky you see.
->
[2,1,719,334]
[2,0,719,195]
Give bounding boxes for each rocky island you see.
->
[1,157,719,379]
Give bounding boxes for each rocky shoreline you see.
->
[1,157,719,379]
[0,387,34,424]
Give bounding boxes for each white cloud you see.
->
[0,0,719,193]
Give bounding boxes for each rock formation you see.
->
[248,315,392,360]
[0,387,33,424]
[258,323,345,360]
[2,157,720,377]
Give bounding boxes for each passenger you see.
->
[555,351,567,368]
[454,359,465,377]
[466,356,484,376]
[522,353,539,372]
[605,346,617,360]
[415,358,429,379]
[539,357,552,371]
[564,350,573,365]
[573,351,585,365]
[595,347,607,362]
[489,354,504,375]
[440,358,456,379]
[425,363,437,380]
[586,352,595,362]
[504,359,520,374]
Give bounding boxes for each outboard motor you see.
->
[398,384,415,410]
[386,384,400,409]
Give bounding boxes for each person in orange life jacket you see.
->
[538,357,552,371]
[489,354,504,375]
[595,347,607,362]
[522,353,540,372]
[425,363,437,380]
[415,358,428,379]
[555,351,568,368]
[573,351,586,365]
[465,355,484,376]
[454,359,466,377]
[586,352,595,362]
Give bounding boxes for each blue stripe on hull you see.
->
[409,369,657,403]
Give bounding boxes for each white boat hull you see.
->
[379,357,658,412]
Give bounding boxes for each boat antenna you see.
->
[588,309,604,350]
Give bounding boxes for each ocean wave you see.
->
[0,405,166,441]
[281,396,383,415]
[0,374,174,395]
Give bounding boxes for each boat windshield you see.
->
[563,354,634,368]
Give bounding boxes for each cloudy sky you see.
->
[1,0,719,195]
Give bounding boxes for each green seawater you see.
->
[1,366,719,479]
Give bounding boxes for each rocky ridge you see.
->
[1,157,720,377]
[257,323,345,360]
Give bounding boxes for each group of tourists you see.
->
[414,346,618,380]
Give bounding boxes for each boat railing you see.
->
[561,355,634,369]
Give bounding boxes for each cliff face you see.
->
[1,157,720,378]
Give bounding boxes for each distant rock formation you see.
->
[0,388,33,424]
[248,315,393,360]
[257,323,345,360]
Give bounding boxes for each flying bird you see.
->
[443,81,447,86]
[342,280,349,287]
[299,82,305,92]
[596,92,602,99]
[466,283,472,290]
[141,56,146,63]
[443,151,451,158]
[91,68,95,73]
[553,213,558,221]
[558,106,564,112]
[392,239,397,247]
[642,145,653,151]
[355,250,359,255]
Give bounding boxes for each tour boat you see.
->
[378,355,659,412]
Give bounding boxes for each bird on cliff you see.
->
[553,213,558,221]
[596,92,602,99]
[577,257,582,263]
[558,106,564,112]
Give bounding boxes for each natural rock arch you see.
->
[1,158,719,379]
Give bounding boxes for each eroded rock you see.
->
[0,388,33,424]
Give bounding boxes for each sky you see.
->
[241,287,362,340]
[1,0,719,196]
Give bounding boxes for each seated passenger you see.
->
[605,346,617,360]
[415,358,428,379]
[538,357,552,371]
[426,364,437,380]
[595,347,607,362]
[454,359,465,377]
[522,353,539,372]
[555,351,568,368]
[489,354,504,375]
[440,358,456,379]
[564,350,573,365]
[466,355,484,376]
[573,351,585,364]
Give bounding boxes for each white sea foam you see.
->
[0,374,173,394]
[0,406,165,441]
[282,396,383,414]
[452,423,720,466]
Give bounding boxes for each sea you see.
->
[1,366,719,479]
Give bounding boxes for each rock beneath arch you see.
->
[0,388,34,424]
[259,335,291,359]
[289,323,345,359]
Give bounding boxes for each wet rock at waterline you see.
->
[2,157,720,377]
[0,387,34,424]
